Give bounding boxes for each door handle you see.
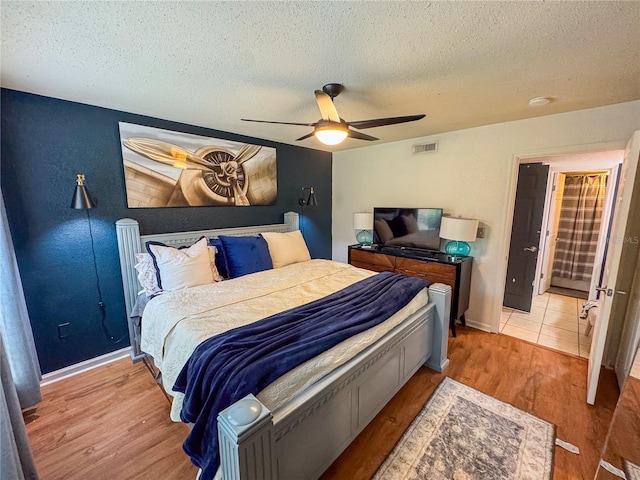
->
[523,246,538,253]
[596,286,614,296]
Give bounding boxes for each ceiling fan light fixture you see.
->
[314,124,348,146]
[241,83,425,144]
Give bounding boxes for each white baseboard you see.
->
[41,347,131,386]
[462,317,492,333]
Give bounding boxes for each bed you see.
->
[116,212,451,480]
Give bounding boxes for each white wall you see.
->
[333,101,640,332]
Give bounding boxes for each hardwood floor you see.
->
[26,327,618,480]
[25,357,198,479]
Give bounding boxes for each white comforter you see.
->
[141,259,428,421]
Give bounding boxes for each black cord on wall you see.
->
[87,210,126,344]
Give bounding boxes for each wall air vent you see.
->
[412,141,438,155]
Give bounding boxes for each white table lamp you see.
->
[440,216,479,257]
[353,212,373,246]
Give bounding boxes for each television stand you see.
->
[348,244,472,337]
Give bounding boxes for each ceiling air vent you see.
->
[412,141,438,155]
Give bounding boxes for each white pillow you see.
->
[146,237,216,291]
[134,253,161,295]
[135,246,222,294]
[261,230,311,268]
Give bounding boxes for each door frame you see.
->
[493,140,630,333]
[533,159,621,298]
[538,171,565,295]
[614,251,640,388]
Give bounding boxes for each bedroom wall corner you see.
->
[0,88,332,374]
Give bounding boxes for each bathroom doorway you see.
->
[501,150,624,357]
[535,153,623,303]
[539,170,611,300]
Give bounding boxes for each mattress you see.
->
[141,259,429,421]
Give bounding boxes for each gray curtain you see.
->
[0,191,41,408]
[0,190,41,479]
[552,174,608,282]
[1,332,39,480]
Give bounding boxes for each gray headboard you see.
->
[115,211,299,361]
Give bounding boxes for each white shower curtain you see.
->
[0,189,41,479]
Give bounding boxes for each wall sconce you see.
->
[299,187,318,207]
[298,187,318,236]
[440,216,479,257]
[70,174,123,343]
[70,173,96,209]
[353,212,373,246]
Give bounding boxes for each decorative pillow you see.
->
[135,245,222,294]
[207,246,224,283]
[134,253,162,295]
[261,231,311,268]
[146,237,216,291]
[217,235,273,278]
[208,238,229,279]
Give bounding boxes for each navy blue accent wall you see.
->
[1,89,332,374]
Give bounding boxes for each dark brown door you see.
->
[504,163,549,312]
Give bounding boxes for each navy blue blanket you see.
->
[173,272,429,479]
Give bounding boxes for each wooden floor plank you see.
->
[26,327,618,480]
[25,359,197,480]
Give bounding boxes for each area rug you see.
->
[625,459,640,480]
[373,377,556,480]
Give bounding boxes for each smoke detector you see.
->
[528,97,553,107]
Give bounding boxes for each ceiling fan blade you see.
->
[295,132,315,141]
[314,90,341,123]
[348,130,378,141]
[348,114,426,130]
[241,119,315,127]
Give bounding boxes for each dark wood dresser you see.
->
[348,245,473,336]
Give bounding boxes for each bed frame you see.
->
[115,212,451,480]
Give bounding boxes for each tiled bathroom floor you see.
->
[500,293,593,358]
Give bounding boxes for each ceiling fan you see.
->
[241,83,426,146]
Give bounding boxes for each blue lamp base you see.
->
[356,229,373,246]
[444,240,471,257]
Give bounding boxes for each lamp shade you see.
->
[70,174,97,209]
[440,217,478,242]
[353,212,373,230]
[306,187,318,206]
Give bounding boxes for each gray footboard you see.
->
[218,283,451,480]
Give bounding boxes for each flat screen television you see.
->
[372,207,443,251]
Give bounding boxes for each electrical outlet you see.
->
[57,322,70,339]
[477,226,486,239]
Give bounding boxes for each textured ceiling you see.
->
[2,1,639,151]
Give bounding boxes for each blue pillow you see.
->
[208,238,229,279]
[217,235,273,279]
